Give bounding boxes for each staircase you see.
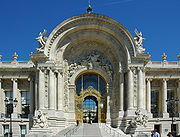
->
[54,123,131,137]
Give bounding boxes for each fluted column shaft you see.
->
[146,79,152,113]
[119,72,124,111]
[57,71,63,111]
[127,68,134,110]
[162,78,168,113]
[38,68,45,109]
[137,68,143,109]
[49,69,55,109]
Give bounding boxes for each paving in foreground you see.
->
[70,123,111,137]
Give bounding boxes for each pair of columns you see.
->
[146,78,180,117]
[37,67,63,111]
[0,78,34,118]
[126,67,146,111]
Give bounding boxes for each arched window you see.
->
[76,73,106,96]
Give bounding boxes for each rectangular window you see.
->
[3,125,9,137]
[5,92,13,118]
[20,125,26,137]
[167,91,176,117]
[21,91,30,118]
[151,91,159,118]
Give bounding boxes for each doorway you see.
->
[83,96,98,123]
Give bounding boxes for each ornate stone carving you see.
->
[33,110,48,128]
[68,50,113,80]
[131,110,148,128]
[63,60,69,112]
[134,29,146,54]
[35,29,47,53]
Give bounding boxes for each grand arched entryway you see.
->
[75,73,107,123]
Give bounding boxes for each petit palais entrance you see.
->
[75,73,107,123]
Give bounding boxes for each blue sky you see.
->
[0,0,179,61]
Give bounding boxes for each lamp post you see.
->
[166,97,179,136]
[4,97,18,137]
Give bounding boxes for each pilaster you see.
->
[68,84,75,122]
[162,78,169,118]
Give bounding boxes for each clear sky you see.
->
[0,0,179,61]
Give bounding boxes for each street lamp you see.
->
[166,97,179,136]
[4,97,18,137]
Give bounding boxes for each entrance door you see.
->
[83,96,98,123]
[75,73,107,123]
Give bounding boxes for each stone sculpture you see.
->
[134,29,146,54]
[35,29,47,52]
[131,110,148,128]
[33,110,48,128]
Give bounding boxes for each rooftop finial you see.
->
[87,0,93,14]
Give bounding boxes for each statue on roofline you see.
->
[134,29,146,54]
[35,29,47,53]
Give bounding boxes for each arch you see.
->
[44,14,136,64]
[75,72,107,123]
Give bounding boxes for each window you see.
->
[5,92,13,118]
[21,91,30,118]
[167,91,177,117]
[20,125,26,137]
[151,91,159,118]
[3,125,9,137]
[76,73,106,96]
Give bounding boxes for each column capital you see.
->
[11,78,18,82]
[146,78,152,82]
[162,78,168,82]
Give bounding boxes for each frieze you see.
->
[68,50,113,81]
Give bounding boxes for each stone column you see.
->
[127,68,134,110]
[12,78,18,118]
[49,68,55,110]
[57,70,63,111]
[34,70,38,110]
[38,68,45,110]
[29,77,34,114]
[162,78,169,118]
[177,79,180,117]
[137,67,143,110]
[146,79,152,113]
[119,71,124,116]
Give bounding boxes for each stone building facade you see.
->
[0,13,180,137]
